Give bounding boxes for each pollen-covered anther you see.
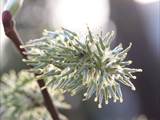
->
[113,96,119,103]
[128,60,132,64]
[105,100,109,104]
[84,93,87,97]
[137,69,143,72]
[120,98,123,103]
[98,103,102,109]
[94,97,98,102]
[132,76,137,79]
[131,86,136,91]
[108,94,112,99]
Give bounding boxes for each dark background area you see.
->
[110,0,160,119]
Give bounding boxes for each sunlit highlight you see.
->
[52,0,110,33]
[134,0,160,4]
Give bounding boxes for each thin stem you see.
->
[2,10,60,120]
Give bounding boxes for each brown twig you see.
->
[2,10,60,120]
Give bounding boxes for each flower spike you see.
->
[22,27,142,108]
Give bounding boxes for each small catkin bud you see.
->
[4,0,24,16]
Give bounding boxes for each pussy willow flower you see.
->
[21,27,142,108]
[0,70,70,120]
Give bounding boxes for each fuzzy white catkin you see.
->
[22,28,142,108]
